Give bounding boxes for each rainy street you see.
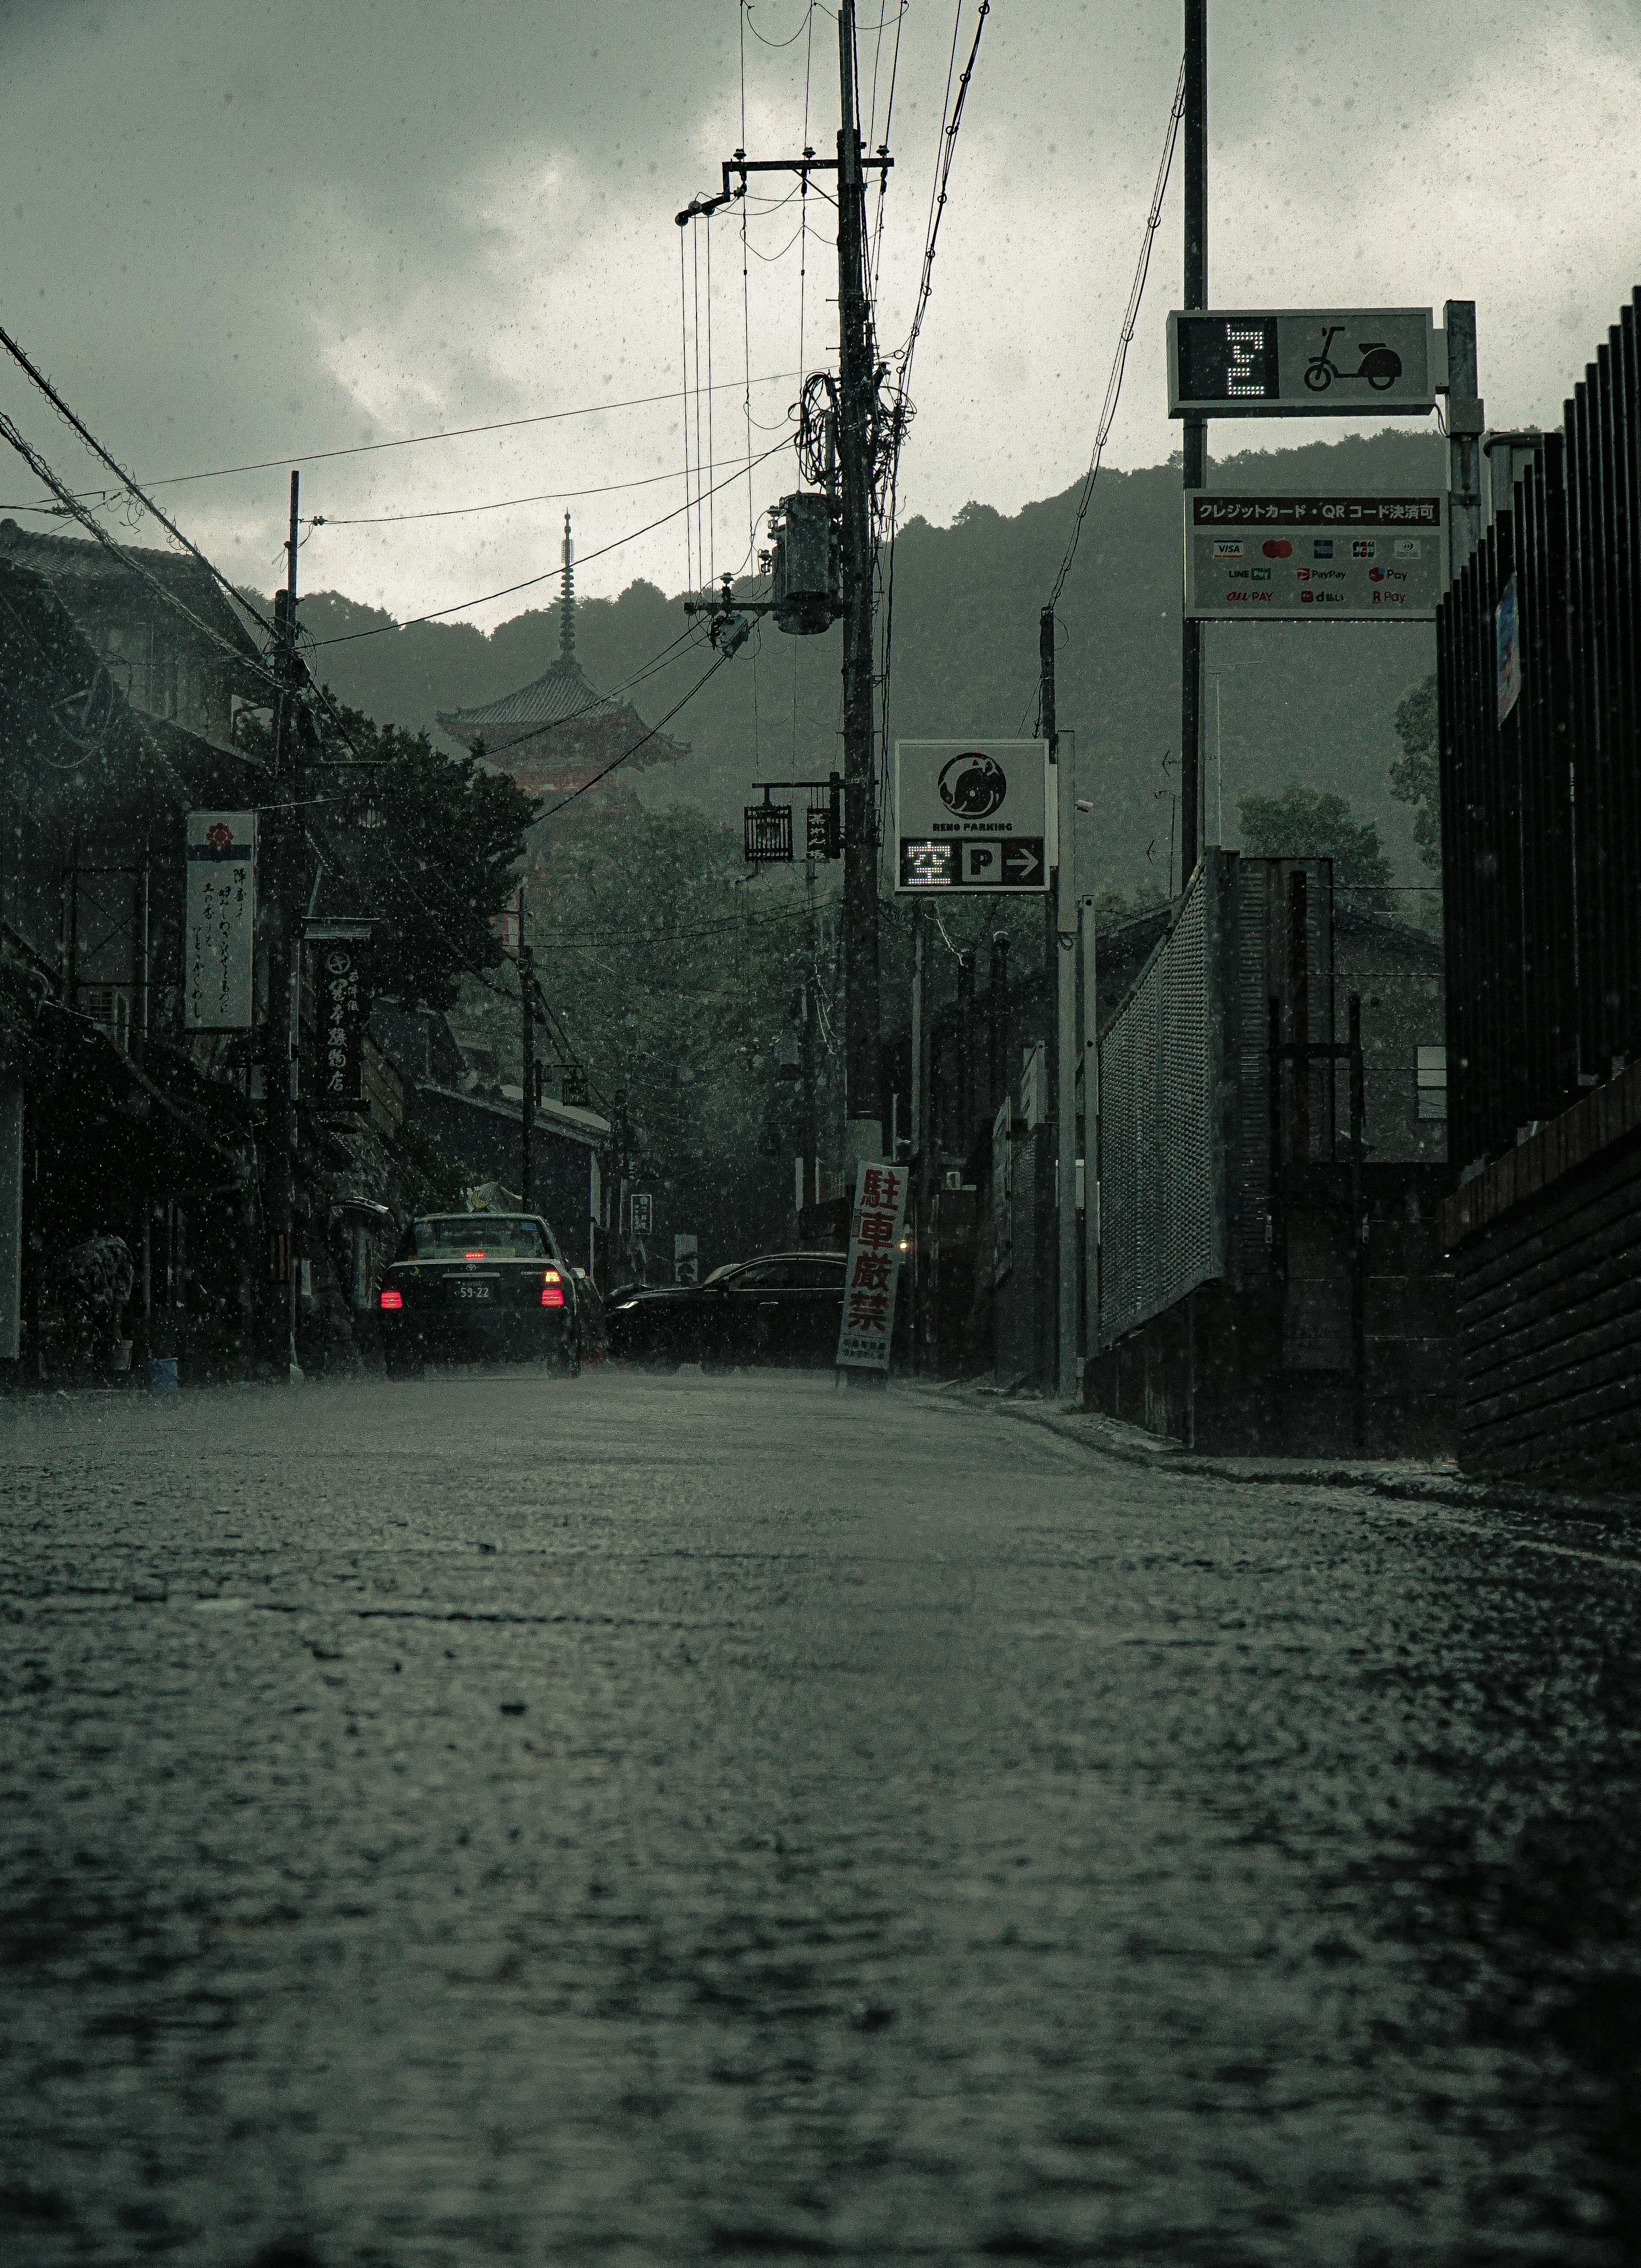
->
[3,1371,1641,2267]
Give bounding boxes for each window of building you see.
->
[1417,1044,1447,1121]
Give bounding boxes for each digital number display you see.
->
[1176,316,1279,403]
[899,840,956,889]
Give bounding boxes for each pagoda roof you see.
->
[438,650,615,735]
[434,511,687,770]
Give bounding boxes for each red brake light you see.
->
[541,1286,565,1307]
[464,1249,486,1260]
[379,1288,403,1310]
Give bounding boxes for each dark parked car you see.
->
[606,1252,846,1371]
[377,1213,579,1378]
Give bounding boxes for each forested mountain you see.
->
[290,426,1444,894]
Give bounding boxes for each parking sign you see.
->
[894,740,1054,893]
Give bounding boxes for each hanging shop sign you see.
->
[894,740,1054,893]
[184,812,257,1031]
[836,1161,910,1372]
[1183,494,1444,621]
[304,921,373,1108]
[1168,308,1440,418]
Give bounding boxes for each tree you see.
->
[239,699,538,1010]
[453,803,823,1255]
[1237,783,1394,909]
[1388,671,1440,871]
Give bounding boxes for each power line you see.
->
[307,438,791,648]
[308,463,689,529]
[0,410,282,704]
[1045,56,1187,611]
[0,370,804,515]
[535,649,734,820]
[0,318,279,645]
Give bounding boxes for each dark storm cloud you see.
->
[0,2,1635,618]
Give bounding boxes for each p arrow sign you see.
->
[1001,840,1044,884]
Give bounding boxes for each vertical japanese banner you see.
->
[836,1160,910,1372]
[184,812,256,1031]
[304,925,372,1106]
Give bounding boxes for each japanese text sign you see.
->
[836,1160,910,1372]
[304,924,372,1106]
[184,812,256,1031]
[1184,494,1443,621]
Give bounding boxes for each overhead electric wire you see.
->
[743,0,815,48]
[1045,53,1188,611]
[307,462,691,529]
[0,317,279,643]
[876,1,991,840]
[307,438,790,647]
[0,370,803,516]
[0,410,282,702]
[536,649,733,820]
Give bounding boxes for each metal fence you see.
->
[1438,285,1641,1171]
[1097,859,1226,1345]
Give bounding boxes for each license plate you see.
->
[452,1283,492,1301]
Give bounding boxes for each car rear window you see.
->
[409,1216,554,1259]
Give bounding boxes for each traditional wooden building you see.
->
[435,516,687,807]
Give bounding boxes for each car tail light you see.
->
[379,1288,403,1310]
[464,1249,487,1260]
[542,1268,564,1308]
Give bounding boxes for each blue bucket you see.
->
[147,1357,179,1397]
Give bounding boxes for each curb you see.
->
[902,1380,1641,1528]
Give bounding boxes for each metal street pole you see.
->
[909,901,925,1372]
[1444,299,1484,582]
[836,0,882,1175]
[1080,864,1100,1395]
[1180,0,1208,881]
[1040,604,1059,1387]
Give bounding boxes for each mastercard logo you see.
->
[1262,538,1294,559]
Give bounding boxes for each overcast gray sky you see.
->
[2,0,1636,627]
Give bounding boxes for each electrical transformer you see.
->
[768,491,839,636]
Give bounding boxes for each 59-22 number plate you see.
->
[452,1283,492,1301]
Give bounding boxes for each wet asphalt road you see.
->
[5,1370,1641,2268]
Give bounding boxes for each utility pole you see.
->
[1180,0,1208,880]
[1039,602,1062,1390]
[836,0,882,1175]
[1444,300,1484,582]
[267,469,302,1383]
[518,890,535,1213]
[1056,733,1079,1401]
[909,902,925,1369]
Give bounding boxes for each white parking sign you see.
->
[894,740,1053,893]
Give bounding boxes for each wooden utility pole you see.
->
[518,890,535,1213]
[836,0,882,1173]
[267,468,302,1381]
[1180,0,1208,878]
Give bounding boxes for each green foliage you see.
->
[1388,671,1440,871]
[292,428,1444,899]
[239,699,538,1011]
[458,804,826,1224]
[1237,783,1394,909]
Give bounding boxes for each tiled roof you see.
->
[438,653,618,732]
[0,520,264,663]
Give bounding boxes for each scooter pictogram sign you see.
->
[1168,308,1439,419]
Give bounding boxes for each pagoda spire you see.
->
[560,511,575,658]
